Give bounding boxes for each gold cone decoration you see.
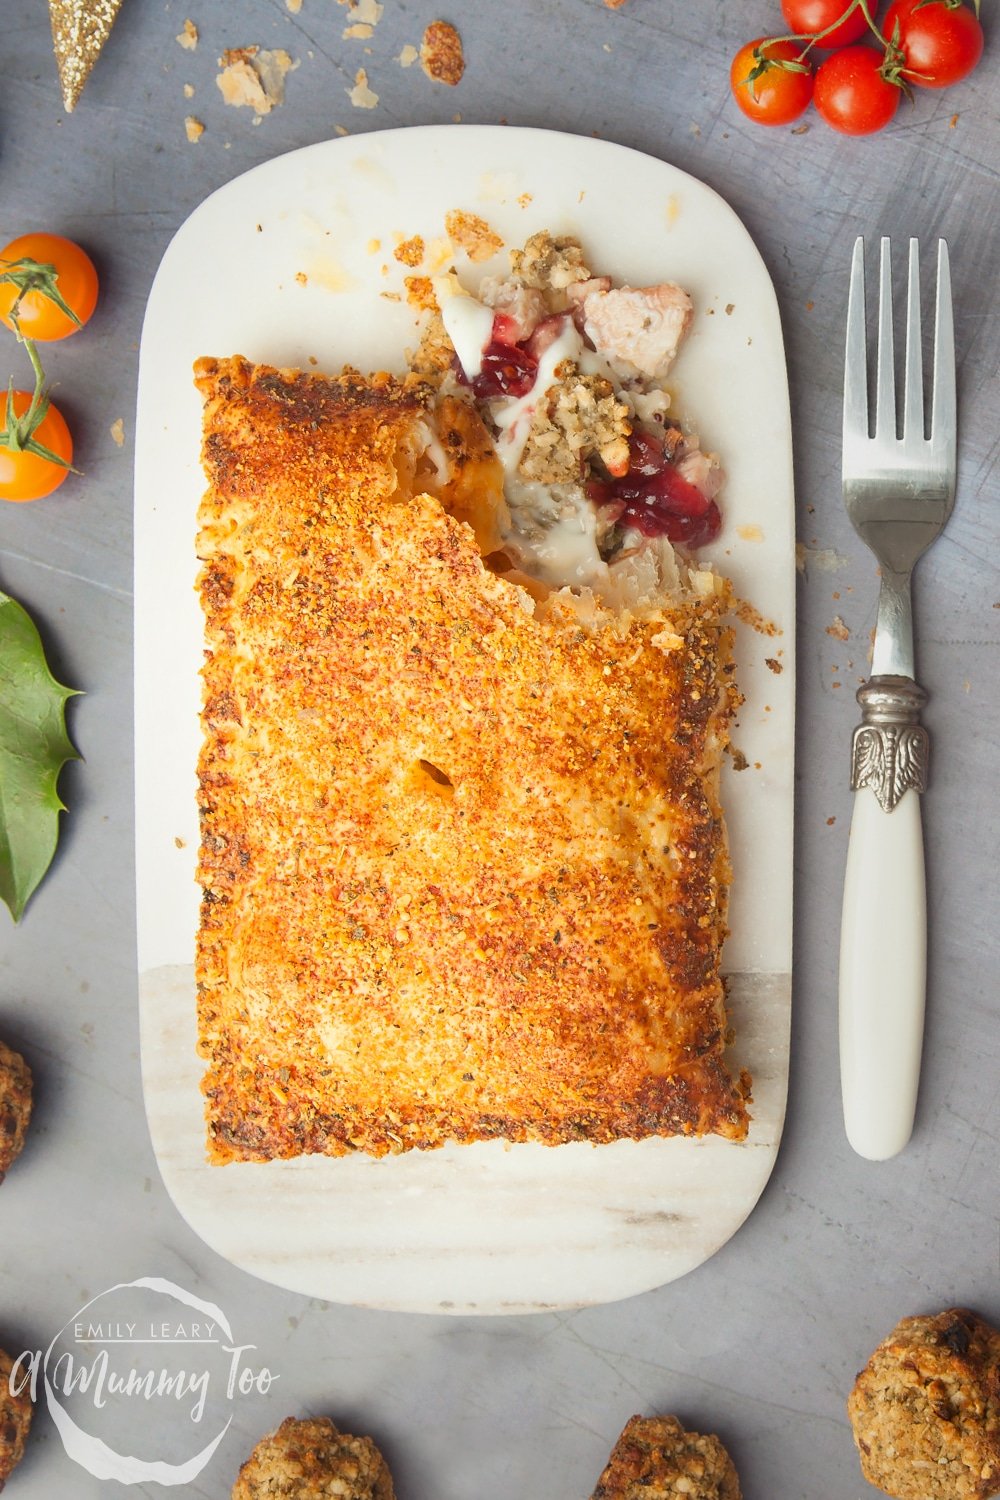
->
[49,0,126,113]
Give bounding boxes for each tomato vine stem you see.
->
[0,257,82,332]
[1,322,77,471]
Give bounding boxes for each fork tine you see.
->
[875,237,896,440]
[903,238,924,440]
[844,237,869,441]
[931,239,956,459]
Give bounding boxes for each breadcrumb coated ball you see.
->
[0,1042,32,1184]
[848,1308,1000,1500]
[589,1414,742,1500]
[0,1346,33,1489]
[232,1416,395,1500]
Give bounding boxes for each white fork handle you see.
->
[839,786,926,1160]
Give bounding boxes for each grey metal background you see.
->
[0,2,997,1496]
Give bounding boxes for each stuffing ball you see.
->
[0,1346,33,1490]
[232,1416,395,1500]
[589,1414,742,1500]
[848,1308,1000,1500]
[0,1043,32,1184]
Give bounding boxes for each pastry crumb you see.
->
[348,68,379,108]
[217,47,297,115]
[826,615,850,641]
[404,275,438,312]
[183,82,195,98]
[393,235,425,267]
[176,18,198,50]
[344,22,374,39]
[421,20,465,84]
[399,43,419,66]
[110,417,126,447]
[342,0,383,21]
[184,115,205,142]
[444,209,503,262]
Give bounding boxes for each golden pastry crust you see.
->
[231,1416,394,1500]
[590,1414,742,1500]
[0,1346,33,1489]
[848,1308,1000,1500]
[194,354,748,1163]
[0,1042,32,1184]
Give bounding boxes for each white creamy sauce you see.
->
[439,295,495,381]
[491,319,584,476]
[503,479,606,591]
[413,420,450,483]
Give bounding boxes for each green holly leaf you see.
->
[0,590,80,922]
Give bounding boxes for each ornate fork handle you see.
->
[840,672,928,1160]
[851,676,929,813]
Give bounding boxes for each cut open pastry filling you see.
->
[409,230,724,617]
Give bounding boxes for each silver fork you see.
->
[839,236,957,1162]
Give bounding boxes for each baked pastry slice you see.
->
[194,354,748,1163]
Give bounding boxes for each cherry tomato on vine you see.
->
[781,0,868,50]
[883,0,983,87]
[0,233,99,341]
[0,392,73,502]
[814,46,903,134]
[730,38,814,126]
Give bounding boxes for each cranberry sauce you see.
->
[454,313,538,401]
[591,429,721,549]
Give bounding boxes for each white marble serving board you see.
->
[134,127,795,1314]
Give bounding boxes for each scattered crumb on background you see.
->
[421,20,465,84]
[827,616,850,641]
[185,115,205,142]
[399,44,418,67]
[217,47,298,114]
[176,18,198,50]
[342,0,383,20]
[796,543,849,573]
[110,418,125,448]
[348,68,379,108]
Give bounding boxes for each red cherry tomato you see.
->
[0,392,73,502]
[883,0,983,87]
[814,46,902,134]
[781,0,868,49]
[730,38,814,126]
